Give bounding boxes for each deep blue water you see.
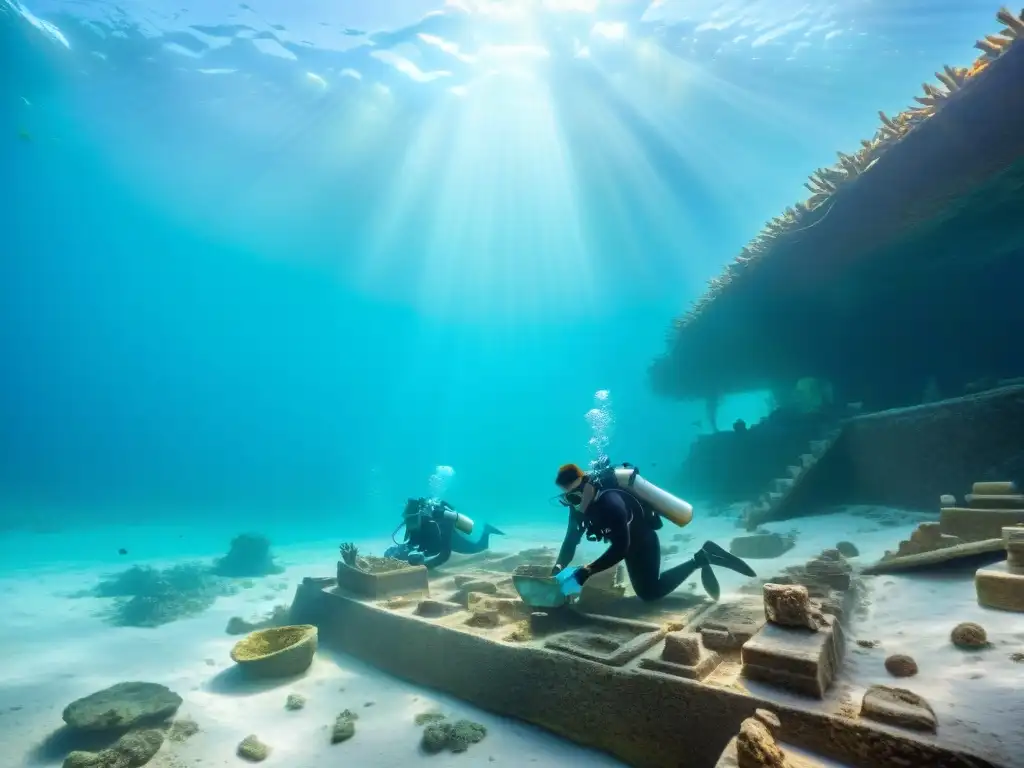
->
[0,0,1005,558]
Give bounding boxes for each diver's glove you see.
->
[553,566,585,602]
[407,550,426,566]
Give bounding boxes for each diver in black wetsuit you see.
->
[551,463,755,601]
[385,498,505,570]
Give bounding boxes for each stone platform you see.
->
[290,562,1004,768]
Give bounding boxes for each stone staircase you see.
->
[742,427,845,531]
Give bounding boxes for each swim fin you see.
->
[701,540,757,578]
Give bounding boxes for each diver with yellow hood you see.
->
[551,460,756,601]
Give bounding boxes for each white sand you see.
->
[0,537,624,767]
[2,507,1021,767]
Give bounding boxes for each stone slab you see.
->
[939,508,1024,542]
[639,647,722,681]
[965,494,1024,509]
[975,562,1024,612]
[861,685,937,733]
[741,615,844,699]
[863,538,1006,575]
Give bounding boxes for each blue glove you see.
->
[553,566,583,600]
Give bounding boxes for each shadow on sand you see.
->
[27,726,122,766]
[203,664,306,696]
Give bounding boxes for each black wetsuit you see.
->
[555,489,708,601]
[404,499,503,569]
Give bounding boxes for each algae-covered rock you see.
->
[63,682,182,732]
[237,735,270,762]
[421,719,487,754]
[414,711,446,726]
[167,717,199,742]
[331,709,358,743]
[213,534,284,578]
[951,621,988,649]
[63,728,164,768]
[285,693,306,711]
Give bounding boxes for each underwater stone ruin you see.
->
[650,8,1024,413]
[288,534,1007,768]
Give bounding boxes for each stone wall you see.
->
[831,385,1024,510]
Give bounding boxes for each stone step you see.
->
[786,465,802,479]
[966,494,1024,509]
[972,481,1017,496]
[809,440,829,454]
[767,492,784,504]
[800,454,816,469]
[939,507,1024,542]
[772,477,794,493]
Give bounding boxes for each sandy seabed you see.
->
[1,506,1022,768]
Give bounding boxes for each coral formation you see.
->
[415,711,447,726]
[339,542,408,574]
[90,564,235,628]
[950,621,988,649]
[835,541,859,558]
[212,534,284,578]
[230,625,318,678]
[762,584,822,631]
[420,719,487,754]
[884,654,918,678]
[285,693,306,711]
[331,710,358,743]
[661,6,1024,335]
[237,735,270,762]
[63,729,164,768]
[62,682,182,732]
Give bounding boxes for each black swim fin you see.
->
[701,540,757,578]
[485,524,506,537]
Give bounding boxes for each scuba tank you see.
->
[592,460,694,528]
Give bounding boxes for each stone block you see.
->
[938,507,1024,542]
[975,562,1024,612]
[860,685,936,733]
[965,493,1024,509]
[972,481,1017,496]
[336,561,429,600]
[741,615,844,698]
[639,632,721,681]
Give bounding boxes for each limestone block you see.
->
[860,685,936,733]
[939,507,1024,542]
[975,562,1024,612]
[741,615,844,698]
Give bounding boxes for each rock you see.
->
[458,579,497,595]
[860,685,936,733]
[167,717,199,742]
[730,533,794,560]
[421,719,487,754]
[415,599,464,618]
[414,711,447,726]
[762,584,821,631]
[237,735,270,762]
[753,709,780,737]
[63,729,164,768]
[331,709,358,743]
[465,609,501,628]
[62,682,182,732]
[856,639,879,649]
[884,654,918,677]
[213,533,284,578]
[835,541,859,558]
[285,693,306,711]
[735,717,787,768]
[951,621,988,649]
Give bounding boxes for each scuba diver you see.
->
[384,497,505,570]
[550,460,756,602]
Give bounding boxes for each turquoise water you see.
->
[2,3,1021,767]
[2,0,1004,559]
